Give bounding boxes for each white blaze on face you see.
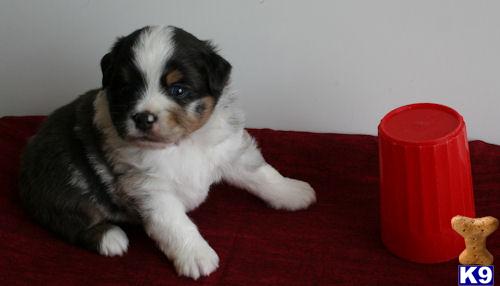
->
[132,26,176,117]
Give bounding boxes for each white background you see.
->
[1,0,499,144]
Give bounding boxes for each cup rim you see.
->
[378,103,465,146]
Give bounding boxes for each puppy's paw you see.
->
[99,226,129,256]
[173,239,219,280]
[270,178,316,211]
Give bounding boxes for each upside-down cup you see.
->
[378,103,475,263]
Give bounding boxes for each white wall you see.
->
[1,0,499,144]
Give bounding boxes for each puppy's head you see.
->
[100,26,231,148]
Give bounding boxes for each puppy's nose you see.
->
[132,112,157,131]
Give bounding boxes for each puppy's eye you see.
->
[168,85,189,98]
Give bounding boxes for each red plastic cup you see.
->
[378,103,475,263]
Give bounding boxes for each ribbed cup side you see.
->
[379,125,475,263]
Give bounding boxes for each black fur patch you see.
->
[166,27,232,103]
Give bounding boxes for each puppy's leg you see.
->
[31,208,129,257]
[223,131,316,210]
[140,191,218,280]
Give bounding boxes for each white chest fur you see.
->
[115,133,241,210]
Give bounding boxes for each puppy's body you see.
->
[20,26,316,279]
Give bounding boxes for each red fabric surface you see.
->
[0,116,498,286]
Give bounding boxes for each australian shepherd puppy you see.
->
[20,26,316,279]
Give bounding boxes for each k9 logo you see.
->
[458,266,494,286]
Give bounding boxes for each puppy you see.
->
[20,26,316,279]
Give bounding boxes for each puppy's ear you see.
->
[100,36,126,88]
[100,52,113,88]
[169,27,232,96]
[202,47,232,96]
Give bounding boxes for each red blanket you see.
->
[0,116,498,285]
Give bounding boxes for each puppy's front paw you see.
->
[173,239,219,280]
[270,178,316,211]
